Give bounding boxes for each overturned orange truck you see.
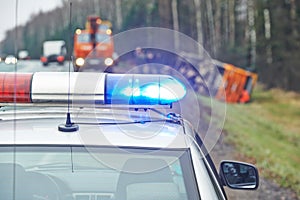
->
[73,16,116,72]
[176,53,258,104]
[214,61,258,103]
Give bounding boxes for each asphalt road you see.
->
[0,60,72,72]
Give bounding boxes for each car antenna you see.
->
[58,1,79,132]
[13,1,19,199]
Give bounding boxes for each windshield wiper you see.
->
[75,119,168,125]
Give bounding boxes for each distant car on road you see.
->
[18,50,30,60]
[4,55,18,65]
[40,40,66,66]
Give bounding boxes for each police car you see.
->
[0,72,258,200]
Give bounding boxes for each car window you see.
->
[0,146,200,200]
[77,33,91,43]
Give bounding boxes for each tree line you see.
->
[0,0,299,91]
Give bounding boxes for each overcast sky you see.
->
[0,0,62,41]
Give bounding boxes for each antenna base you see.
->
[58,123,79,132]
[58,112,79,132]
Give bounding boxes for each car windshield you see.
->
[0,146,201,200]
[77,33,110,44]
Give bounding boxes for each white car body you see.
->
[0,72,259,200]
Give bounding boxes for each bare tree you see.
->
[115,0,123,31]
[223,0,230,44]
[214,0,222,54]
[158,0,173,28]
[247,0,256,68]
[194,0,203,55]
[205,0,216,55]
[228,0,235,46]
[171,0,179,50]
[263,8,272,64]
[290,0,298,38]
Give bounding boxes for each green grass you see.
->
[223,85,300,196]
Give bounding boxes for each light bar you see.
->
[0,72,186,106]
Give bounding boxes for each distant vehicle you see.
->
[4,55,17,65]
[214,61,258,103]
[73,15,116,72]
[40,40,66,66]
[18,50,30,60]
[175,52,258,103]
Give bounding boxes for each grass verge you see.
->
[223,84,300,196]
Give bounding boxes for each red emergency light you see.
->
[0,73,32,103]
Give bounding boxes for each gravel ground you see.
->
[210,134,299,200]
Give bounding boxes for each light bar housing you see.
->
[0,72,186,106]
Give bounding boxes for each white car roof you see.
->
[0,107,190,149]
[0,72,190,149]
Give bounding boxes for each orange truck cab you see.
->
[73,16,116,72]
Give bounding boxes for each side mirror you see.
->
[219,161,259,190]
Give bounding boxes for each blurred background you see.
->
[0,0,299,199]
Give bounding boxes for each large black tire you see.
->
[42,62,48,66]
[74,66,80,72]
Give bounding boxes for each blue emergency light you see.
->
[105,74,186,105]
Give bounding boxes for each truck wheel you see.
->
[43,62,48,66]
[74,66,80,72]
